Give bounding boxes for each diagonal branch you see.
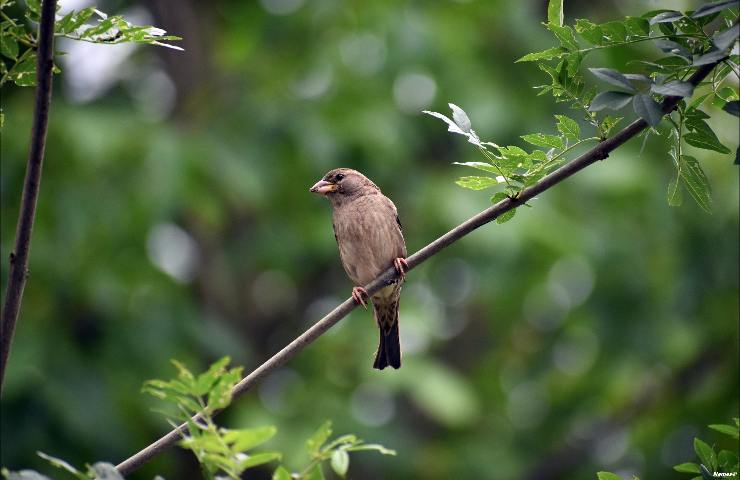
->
[0,0,58,395]
[115,59,721,476]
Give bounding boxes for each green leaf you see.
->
[546,23,579,51]
[596,472,623,480]
[0,35,18,60]
[496,208,516,224]
[272,466,292,480]
[574,19,604,45]
[709,423,740,439]
[600,21,628,43]
[453,162,502,175]
[693,49,726,66]
[555,114,580,141]
[4,470,52,480]
[521,133,565,150]
[651,81,694,97]
[633,94,663,126]
[547,0,563,26]
[722,100,740,117]
[304,464,326,480]
[735,146,739,165]
[66,8,96,33]
[650,11,683,24]
[589,68,636,92]
[717,450,739,468]
[713,24,739,51]
[674,462,701,473]
[680,156,712,213]
[684,131,731,154]
[8,53,37,87]
[346,443,396,455]
[455,176,503,190]
[667,176,682,206]
[691,0,740,19]
[515,47,566,63]
[306,421,332,456]
[602,115,623,136]
[330,450,350,478]
[238,452,282,470]
[624,16,649,35]
[223,426,277,451]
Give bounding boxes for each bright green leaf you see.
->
[455,176,504,190]
[555,114,580,141]
[674,462,701,473]
[306,421,332,456]
[346,444,396,455]
[515,47,566,63]
[521,133,565,150]
[304,464,326,480]
[223,426,277,451]
[330,449,350,478]
[238,452,282,470]
[709,424,740,439]
[496,208,516,224]
[596,472,623,480]
[272,466,292,480]
[546,23,579,51]
[667,176,682,206]
[547,0,563,26]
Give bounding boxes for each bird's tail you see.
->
[372,299,401,370]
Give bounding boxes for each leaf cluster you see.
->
[427,0,738,214]
[596,419,739,480]
[1,0,181,87]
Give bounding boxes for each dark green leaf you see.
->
[272,466,292,480]
[330,450,350,478]
[588,68,636,92]
[633,94,663,126]
[650,11,684,24]
[515,47,566,62]
[67,8,96,33]
[555,114,580,141]
[680,156,712,212]
[693,49,727,66]
[735,147,739,165]
[496,208,516,224]
[625,16,650,35]
[700,464,713,480]
[684,130,731,154]
[306,421,332,455]
[9,53,37,87]
[713,24,739,50]
[709,423,740,439]
[674,462,701,473]
[717,449,739,468]
[589,91,634,111]
[651,81,694,97]
[602,115,623,136]
[575,19,604,45]
[521,133,565,150]
[0,35,18,59]
[691,0,740,19]
[654,39,691,58]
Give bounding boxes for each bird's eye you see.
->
[335,173,345,181]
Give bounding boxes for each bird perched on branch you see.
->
[310,168,408,369]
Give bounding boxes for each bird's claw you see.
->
[393,257,409,280]
[352,287,369,309]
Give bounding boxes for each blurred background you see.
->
[1,0,738,479]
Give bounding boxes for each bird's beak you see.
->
[310,180,337,194]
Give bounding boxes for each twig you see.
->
[115,60,721,476]
[0,0,58,394]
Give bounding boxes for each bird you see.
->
[310,168,408,369]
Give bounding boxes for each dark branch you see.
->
[115,60,721,476]
[0,0,58,394]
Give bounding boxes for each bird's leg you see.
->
[352,287,369,309]
[393,257,409,281]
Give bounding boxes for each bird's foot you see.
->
[393,257,409,281]
[352,287,369,309]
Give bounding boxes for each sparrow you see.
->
[310,168,408,369]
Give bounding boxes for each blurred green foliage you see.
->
[1,0,738,479]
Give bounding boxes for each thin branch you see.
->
[116,60,721,476]
[0,0,57,394]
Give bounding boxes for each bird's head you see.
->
[310,168,379,203]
